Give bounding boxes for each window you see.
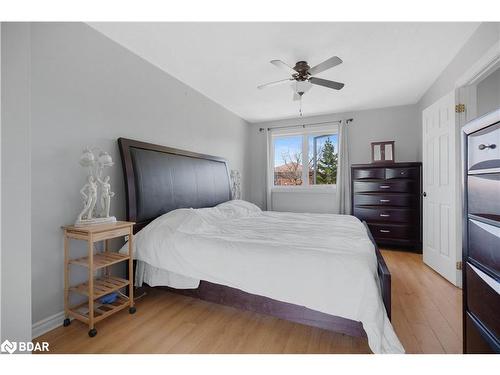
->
[309,133,338,185]
[273,135,303,186]
[271,125,338,188]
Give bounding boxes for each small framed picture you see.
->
[371,141,395,163]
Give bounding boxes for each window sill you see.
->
[271,186,337,194]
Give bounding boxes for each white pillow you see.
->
[216,200,261,219]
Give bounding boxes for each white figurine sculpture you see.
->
[77,175,98,221]
[75,147,116,226]
[98,176,115,218]
[230,169,241,200]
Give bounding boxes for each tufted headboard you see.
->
[118,138,231,233]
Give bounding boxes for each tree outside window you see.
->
[312,136,338,185]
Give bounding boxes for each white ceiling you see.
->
[89,22,479,123]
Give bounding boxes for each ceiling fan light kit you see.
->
[258,55,345,100]
[292,80,312,95]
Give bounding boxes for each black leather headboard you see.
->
[118,138,231,232]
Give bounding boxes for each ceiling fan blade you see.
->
[293,92,301,101]
[257,78,293,90]
[270,60,297,75]
[308,56,343,76]
[309,77,344,90]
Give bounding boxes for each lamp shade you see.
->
[98,151,114,167]
[79,148,95,167]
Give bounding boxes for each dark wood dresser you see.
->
[351,162,422,251]
[462,109,500,354]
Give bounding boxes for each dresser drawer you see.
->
[466,263,500,341]
[468,122,500,172]
[354,207,416,223]
[353,193,417,207]
[352,168,385,180]
[465,312,500,353]
[367,223,418,240]
[385,167,418,180]
[468,219,500,276]
[468,174,500,222]
[353,180,417,194]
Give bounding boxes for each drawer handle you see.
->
[380,213,390,217]
[400,171,407,175]
[380,229,391,233]
[380,185,391,189]
[380,199,391,203]
[478,143,496,150]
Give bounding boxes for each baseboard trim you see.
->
[32,311,65,339]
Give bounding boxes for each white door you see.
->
[422,91,462,287]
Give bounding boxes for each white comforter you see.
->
[124,200,404,354]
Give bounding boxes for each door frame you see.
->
[451,41,500,287]
[455,41,500,127]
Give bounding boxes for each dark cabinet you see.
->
[351,162,422,251]
[462,108,500,354]
[467,219,500,276]
[465,313,500,354]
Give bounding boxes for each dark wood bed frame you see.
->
[118,137,391,340]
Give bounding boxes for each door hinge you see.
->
[456,261,463,270]
[455,104,466,113]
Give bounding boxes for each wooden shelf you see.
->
[69,252,130,270]
[69,296,130,324]
[63,221,135,335]
[70,276,129,300]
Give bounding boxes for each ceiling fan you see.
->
[257,56,344,100]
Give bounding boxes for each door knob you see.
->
[423,192,427,197]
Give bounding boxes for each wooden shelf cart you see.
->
[62,221,136,337]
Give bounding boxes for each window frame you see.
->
[269,123,339,192]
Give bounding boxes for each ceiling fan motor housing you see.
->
[293,61,311,80]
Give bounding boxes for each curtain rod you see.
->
[258,118,353,132]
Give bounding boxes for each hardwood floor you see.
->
[383,250,462,353]
[34,250,462,354]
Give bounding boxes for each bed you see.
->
[118,137,404,354]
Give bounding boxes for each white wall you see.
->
[1,23,32,345]
[418,22,500,112]
[247,104,420,211]
[477,67,500,117]
[30,23,250,327]
[271,191,338,213]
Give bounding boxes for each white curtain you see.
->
[336,120,351,214]
[265,129,273,210]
